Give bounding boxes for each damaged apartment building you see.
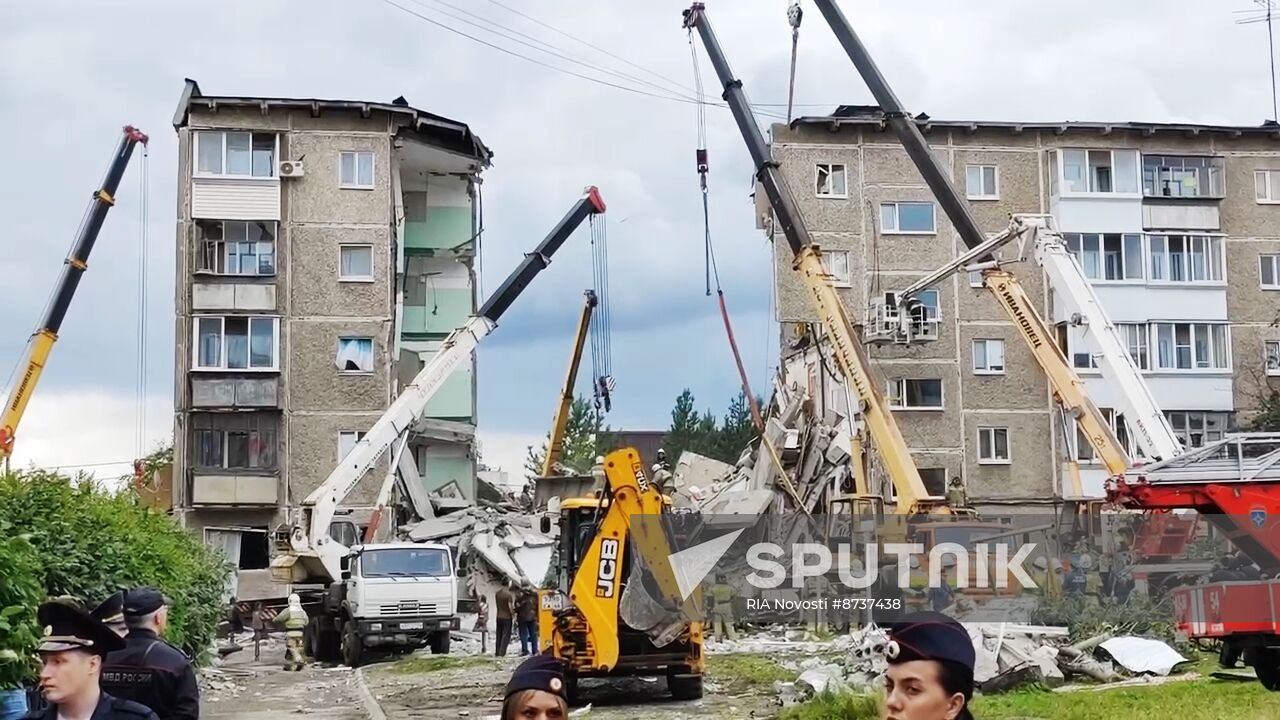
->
[168,80,492,597]
[765,107,1280,511]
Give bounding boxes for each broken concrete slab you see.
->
[406,512,478,542]
[673,451,734,492]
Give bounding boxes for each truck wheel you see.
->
[428,630,452,655]
[563,671,579,706]
[341,620,363,668]
[668,673,703,700]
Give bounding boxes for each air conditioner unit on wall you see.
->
[278,160,304,177]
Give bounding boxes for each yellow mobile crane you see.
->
[541,290,599,477]
[682,6,941,516]
[1,126,149,462]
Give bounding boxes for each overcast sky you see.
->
[2,0,1275,479]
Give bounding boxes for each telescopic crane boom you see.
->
[280,187,607,583]
[0,126,149,461]
[807,0,1183,472]
[542,289,598,477]
[683,4,937,513]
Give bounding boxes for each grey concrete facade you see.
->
[770,111,1280,504]
[170,81,490,598]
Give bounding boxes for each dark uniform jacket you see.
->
[99,629,200,720]
[24,690,158,719]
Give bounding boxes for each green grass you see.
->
[384,655,496,675]
[974,677,1280,719]
[776,692,880,720]
[706,653,793,693]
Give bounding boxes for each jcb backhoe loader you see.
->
[538,447,705,702]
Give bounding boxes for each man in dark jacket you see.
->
[24,600,158,720]
[494,581,516,657]
[99,588,200,720]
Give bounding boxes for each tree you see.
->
[1246,388,1280,432]
[525,395,608,478]
[662,389,762,465]
[716,391,760,461]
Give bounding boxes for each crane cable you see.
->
[135,144,150,465]
[786,2,803,123]
[688,31,765,435]
[589,214,614,414]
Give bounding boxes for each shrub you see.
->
[0,469,230,682]
[0,531,42,690]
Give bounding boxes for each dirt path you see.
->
[200,639,371,719]
[363,654,781,720]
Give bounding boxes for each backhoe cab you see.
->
[538,447,705,703]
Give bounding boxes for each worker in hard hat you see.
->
[589,455,607,494]
[946,477,967,510]
[708,573,738,642]
[652,449,673,493]
[275,594,309,671]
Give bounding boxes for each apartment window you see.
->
[1266,341,1280,376]
[1076,409,1134,463]
[195,131,276,178]
[1154,322,1229,371]
[886,378,943,410]
[339,244,374,281]
[968,270,984,288]
[192,413,278,470]
[965,164,999,199]
[1064,233,1143,280]
[1118,323,1150,371]
[195,220,276,276]
[1061,149,1139,194]
[338,431,367,461]
[919,468,948,497]
[336,337,374,373]
[977,427,1010,464]
[972,339,1005,374]
[1261,254,1280,289]
[1148,235,1224,283]
[815,163,847,197]
[880,202,936,233]
[340,151,375,189]
[1142,155,1224,198]
[1166,411,1232,448]
[194,316,278,370]
[821,250,852,286]
[1255,170,1280,202]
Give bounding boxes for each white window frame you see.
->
[1142,155,1224,199]
[815,163,848,198]
[338,430,367,461]
[191,316,280,372]
[880,201,937,235]
[886,378,944,411]
[965,164,999,200]
[336,337,375,374]
[1255,170,1280,204]
[1146,234,1225,285]
[968,270,984,288]
[821,250,852,287]
[977,427,1011,464]
[1059,148,1140,196]
[1064,232,1145,282]
[1076,408,1137,464]
[338,244,375,282]
[194,130,279,179]
[194,220,277,276]
[1153,322,1231,372]
[972,338,1006,375]
[1117,323,1150,371]
[339,151,376,189]
[1261,254,1280,290]
[1266,341,1280,377]
[1165,411,1232,448]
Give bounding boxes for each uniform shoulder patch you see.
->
[112,698,158,717]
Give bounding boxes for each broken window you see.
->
[192,316,277,370]
[965,164,998,199]
[886,378,943,409]
[192,413,278,470]
[340,151,375,188]
[195,220,275,275]
[815,163,847,197]
[977,427,1010,463]
[195,131,276,178]
[339,245,374,280]
[338,431,367,461]
[336,337,374,373]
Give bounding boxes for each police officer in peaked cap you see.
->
[99,588,200,720]
[881,611,977,720]
[91,591,128,639]
[24,600,158,720]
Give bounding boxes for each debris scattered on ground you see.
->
[1098,636,1189,677]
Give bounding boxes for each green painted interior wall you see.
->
[402,288,472,335]
[404,206,472,251]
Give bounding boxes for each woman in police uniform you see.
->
[501,654,568,720]
[24,601,157,720]
[882,611,976,720]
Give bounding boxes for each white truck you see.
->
[271,187,607,667]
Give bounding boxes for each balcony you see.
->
[191,376,280,408]
[189,470,279,506]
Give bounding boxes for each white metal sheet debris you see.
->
[1099,637,1188,676]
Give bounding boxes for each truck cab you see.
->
[310,541,459,666]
